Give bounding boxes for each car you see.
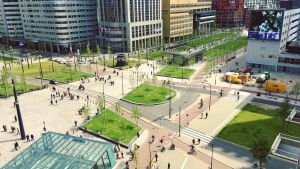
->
[49,80,58,85]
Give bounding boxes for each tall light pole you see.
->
[121,71,124,95]
[12,78,26,140]
[178,101,188,137]
[204,82,212,111]
[210,144,214,169]
[38,56,43,86]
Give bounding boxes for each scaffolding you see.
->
[1,132,116,169]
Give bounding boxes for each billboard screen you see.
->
[248,10,284,41]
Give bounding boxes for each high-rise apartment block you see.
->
[97,0,163,52]
[0,0,23,45]
[212,0,244,27]
[162,0,214,42]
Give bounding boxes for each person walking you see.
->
[30,134,34,141]
[200,113,203,119]
[192,139,195,145]
[121,151,124,158]
[16,128,20,135]
[198,138,201,145]
[168,162,170,169]
[14,142,20,151]
[74,120,77,127]
[26,135,30,142]
[3,125,7,132]
[155,153,158,162]
[14,115,17,122]
[205,112,208,119]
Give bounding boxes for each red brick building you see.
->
[212,0,245,27]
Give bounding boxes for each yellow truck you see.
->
[264,80,286,93]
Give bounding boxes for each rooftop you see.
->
[1,132,116,169]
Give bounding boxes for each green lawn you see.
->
[204,37,247,60]
[1,56,17,62]
[157,66,194,79]
[217,104,300,148]
[11,61,92,83]
[84,109,141,144]
[187,32,237,48]
[0,83,40,97]
[124,84,176,104]
[98,59,141,69]
[137,50,166,60]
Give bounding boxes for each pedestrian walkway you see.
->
[181,127,213,145]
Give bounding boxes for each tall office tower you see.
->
[280,0,300,9]
[0,0,24,45]
[162,0,215,42]
[212,0,245,28]
[244,0,278,9]
[244,0,279,27]
[19,0,98,54]
[97,0,163,52]
[246,9,300,73]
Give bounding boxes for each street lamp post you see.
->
[121,71,124,95]
[178,101,188,137]
[43,121,46,132]
[204,83,212,111]
[12,78,26,140]
[210,144,214,169]
[38,56,43,86]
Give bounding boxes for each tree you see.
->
[279,95,291,131]
[291,82,300,103]
[250,138,270,169]
[132,105,142,126]
[96,95,106,111]
[85,45,91,60]
[83,104,91,121]
[129,73,135,89]
[1,68,10,96]
[95,45,101,76]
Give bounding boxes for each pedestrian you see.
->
[116,152,119,159]
[237,95,240,100]
[31,134,34,141]
[192,139,195,145]
[160,138,164,144]
[16,128,20,135]
[155,153,158,162]
[14,115,17,122]
[55,100,57,105]
[205,112,208,119]
[14,142,20,151]
[50,100,53,105]
[198,138,201,145]
[121,151,124,158]
[200,113,203,119]
[11,126,15,133]
[137,132,140,138]
[74,120,77,127]
[3,125,7,132]
[168,162,170,169]
[26,135,30,142]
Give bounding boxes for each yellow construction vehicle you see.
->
[264,80,286,93]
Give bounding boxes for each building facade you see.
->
[280,0,300,9]
[212,0,244,28]
[0,0,24,45]
[18,0,98,54]
[162,0,213,42]
[97,0,163,52]
[246,9,300,74]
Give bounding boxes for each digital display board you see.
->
[248,10,284,41]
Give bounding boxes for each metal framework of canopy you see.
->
[2,132,116,169]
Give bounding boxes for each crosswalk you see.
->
[181,127,213,145]
[53,83,119,104]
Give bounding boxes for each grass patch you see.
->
[187,32,237,48]
[1,57,17,62]
[217,103,300,148]
[84,109,141,144]
[11,61,92,83]
[157,66,194,79]
[137,50,167,60]
[204,37,247,60]
[0,83,40,97]
[124,84,176,104]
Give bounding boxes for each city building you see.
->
[19,0,98,54]
[97,0,163,52]
[0,0,24,45]
[280,0,300,9]
[212,0,244,28]
[1,132,116,169]
[246,9,300,74]
[244,0,279,27]
[162,0,214,42]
